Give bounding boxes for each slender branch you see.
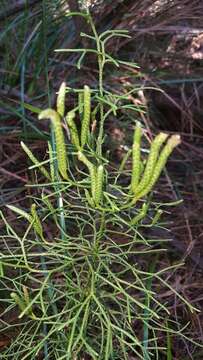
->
[68,0,88,39]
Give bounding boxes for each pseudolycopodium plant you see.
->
[15,82,181,217]
[2,12,199,359]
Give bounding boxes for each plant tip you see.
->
[168,134,181,147]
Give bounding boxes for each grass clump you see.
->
[0,10,201,360]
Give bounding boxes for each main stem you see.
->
[88,13,104,157]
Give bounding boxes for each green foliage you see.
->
[81,85,91,148]
[39,108,68,180]
[21,141,51,180]
[0,10,200,360]
[66,111,80,150]
[133,132,168,196]
[134,134,181,201]
[131,121,142,193]
[56,81,66,118]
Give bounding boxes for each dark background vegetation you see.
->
[0,0,203,357]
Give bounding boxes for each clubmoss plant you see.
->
[131,121,142,193]
[1,10,201,360]
[133,132,168,196]
[81,85,91,148]
[21,141,51,180]
[39,108,68,180]
[56,81,66,118]
[65,111,80,150]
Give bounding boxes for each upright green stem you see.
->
[94,211,105,258]
[42,3,66,357]
[88,13,105,156]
